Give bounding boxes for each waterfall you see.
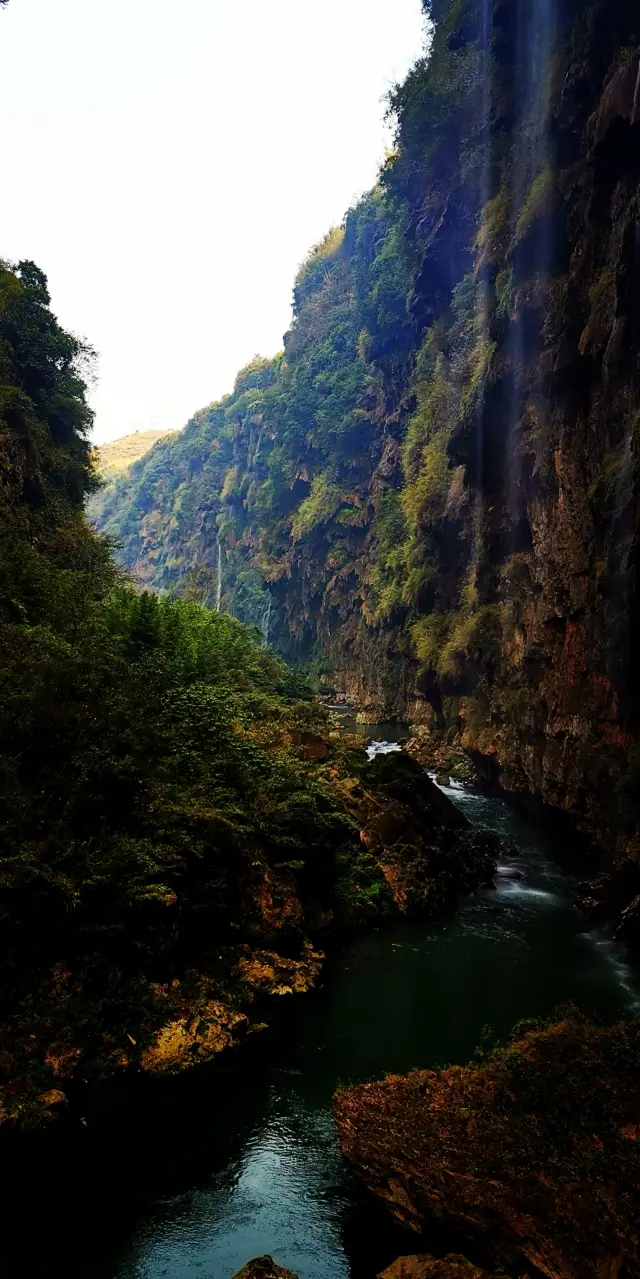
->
[261,591,272,643]
[504,0,556,543]
[253,427,265,468]
[216,540,222,612]
[471,0,494,581]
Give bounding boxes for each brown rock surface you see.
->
[379,1258,494,1279]
[237,943,324,996]
[141,1000,248,1075]
[231,1258,298,1279]
[334,1016,640,1278]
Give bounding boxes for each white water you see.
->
[216,540,223,612]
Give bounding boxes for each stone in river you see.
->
[231,1258,298,1279]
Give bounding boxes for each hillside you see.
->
[93,428,177,480]
[90,0,640,866]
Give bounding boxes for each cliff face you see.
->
[91,0,640,861]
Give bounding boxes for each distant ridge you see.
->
[93,428,177,479]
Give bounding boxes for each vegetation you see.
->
[0,256,421,1124]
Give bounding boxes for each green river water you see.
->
[2,731,639,1279]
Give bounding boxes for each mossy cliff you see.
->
[91,0,640,864]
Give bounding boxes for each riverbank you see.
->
[0,738,500,1135]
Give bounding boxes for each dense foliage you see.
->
[0,258,387,1118]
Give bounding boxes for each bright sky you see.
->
[1,0,425,443]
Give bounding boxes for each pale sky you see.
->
[1,0,425,443]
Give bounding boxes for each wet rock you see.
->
[353,753,498,916]
[334,1016,640,1278]
[590,50,640,143]
[362,753,467,830]
[576,860,640,947]
[614,894,640,951]
[378,1258,494,1279]
[405,729,478,785]
[231,1258,298,1279]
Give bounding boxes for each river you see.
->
[3,733,640,1279]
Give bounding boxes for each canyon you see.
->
[2,1,640,1276]
[91,0,640,872]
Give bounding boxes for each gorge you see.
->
[1,0,640,1277]
[92,0,640,872]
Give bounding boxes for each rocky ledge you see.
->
[334,1014,640,1278]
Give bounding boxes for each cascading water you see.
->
[469,0,494,583]
[261,591,272,643]
[253,426,265,468]
[504,0,556,540]
[216,539,223,612]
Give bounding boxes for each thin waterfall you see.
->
[471,0,494,583]
[252,427,265,469]
[505,0,556,543]
[215,540,223,612]
[261,591,272,643]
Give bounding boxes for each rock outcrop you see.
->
[576,859,640,951]
[379,1259,495,1279]
[230,1259,298,1279]
[229,1252,496,1279]
[334,1015,640,1278]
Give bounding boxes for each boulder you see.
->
[353,752,499,917]
[230,1258,298,1279]
[576,860,640,948]
[334,1016,640,1278]
[379,1258,494,1279]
